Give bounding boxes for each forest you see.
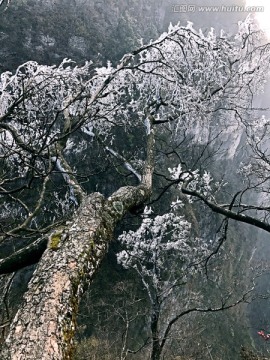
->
[1,0,270,359]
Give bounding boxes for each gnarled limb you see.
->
[181,180,270,233]
[0,121,155,360]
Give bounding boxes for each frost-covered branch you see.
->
[181,177,270,233]
[105,147,142,182]
[51,156,83,206]
[0,0,11,12]
[116,200,234,359]
[165,163,270,233]
[117,203,208,295]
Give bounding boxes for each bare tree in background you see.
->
[116,205,254,360]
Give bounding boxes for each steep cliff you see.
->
[0,0,162,72]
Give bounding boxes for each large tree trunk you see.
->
[150,305,162,360]
[0,183,152,359]
[0,110,155,359]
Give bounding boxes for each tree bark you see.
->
[0,105,155,360]
[0,184,152,359]
[150,296,162,360]
[150,308,162,360]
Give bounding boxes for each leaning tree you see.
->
[0,18,269,359]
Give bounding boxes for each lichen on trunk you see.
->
[1,180,153,359]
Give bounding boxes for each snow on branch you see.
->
[105,147,142,182]
[117,203,208,288]
[0,0,10,12]
[51,156,80,206]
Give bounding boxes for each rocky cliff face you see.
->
[0,0,162,72]
[0,0,250,73]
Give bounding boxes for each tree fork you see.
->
[0,123,155,360]
[1,184,151,359]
